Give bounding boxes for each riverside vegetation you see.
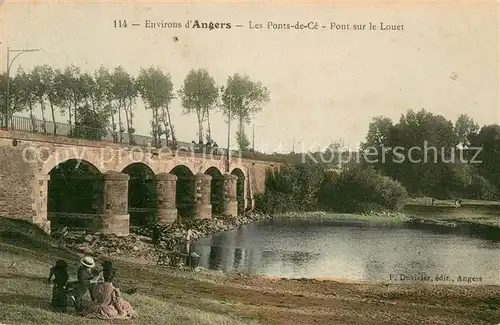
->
[2,62,500,323]
[1,218,499,325]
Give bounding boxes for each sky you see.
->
[1,1,499,152]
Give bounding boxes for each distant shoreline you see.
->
[273,206,500,233]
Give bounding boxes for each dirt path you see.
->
[120,262,500,325]
[209,276,499,325]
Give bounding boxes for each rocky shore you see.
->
[52,211,272,265]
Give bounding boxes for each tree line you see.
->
[256,109,500,215]
[360,109,500,200]
[0,65,270,150]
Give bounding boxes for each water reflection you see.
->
[192,219,500,284]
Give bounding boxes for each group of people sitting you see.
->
[47,256,137,319]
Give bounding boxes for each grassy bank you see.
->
[406,197,500,207]
[0,218,257,325]
[276,211,411,225]
[274,206,500,230]
[1,218,500,325]
[404,197,500,228]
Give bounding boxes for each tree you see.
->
[80,72,99,111]
[64,65,86,125]
[470,124,500,190]
[361,116,393,149]
[34,65,60,134]
[70,104,108,141]
[3,70,30,124]
[13,68,37,131]
[136,67,175,147]
[454,114,479,148]
[360,109,467,197]
[124,76,138,144]
[0,73,5,126]
[31,65,50,133]
[178,69,219,144]
[112,66,137,143]
[221,74,270,151]
[236,130,250,151]
[95,67,117,141]
[52,68,74,126]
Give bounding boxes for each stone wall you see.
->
[0,129,278,233]
[0,139,35,221]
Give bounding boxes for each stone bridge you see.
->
[0,130,280,236]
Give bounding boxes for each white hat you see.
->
[80,256,95,268]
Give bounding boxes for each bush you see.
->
[319,165,408,213]
[254,192,298,214]
[255,163,409,215]
[466,174,498,200]
[255,163,325,213]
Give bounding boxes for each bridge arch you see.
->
[121,162,157,226]
[205,166,223,215]
[47,159,103,230]
[40,148,106,175]
[170,165,195,218]
[231,167,246,214]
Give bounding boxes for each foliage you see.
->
[319,165,408,213]
[0,64,272,154]
[178,69,219,144]
[221,74,270,152]
[69,104,109,141]
[360,109,500,200]
[469,124,500,192]
[136,67,175,147]
[464,174,498,201]
[256,162,408,214]
[236,130,251,151]
[454,114,479,148]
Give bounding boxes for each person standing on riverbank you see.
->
[184,229,193,266]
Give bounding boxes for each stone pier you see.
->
[194,173,212,220]
[156,173,178,224]
[101,171,130,236]
[34,174,51,233]
[222,173,238,217]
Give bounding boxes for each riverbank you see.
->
[53,211,273,265]
[0,217,499,325]
[55,204,500,263]
[276,208,500,238]
[403,197,500,233]
[276,211,410,225]
[406,197,500,207]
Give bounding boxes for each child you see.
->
[48,260,69,312]
[74,256,96,312]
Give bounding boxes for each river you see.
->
[192,216,500,284]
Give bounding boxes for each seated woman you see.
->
[84,268,137,320]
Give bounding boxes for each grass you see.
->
[276,211,411,224]
[403,197,500,228]
[1,218,500,325]
[406,197,500,207]
[275,204,500,229]
[0,218,259,325]
[404,209,500,227]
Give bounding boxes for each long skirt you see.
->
[51,285,68,312]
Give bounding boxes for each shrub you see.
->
[319,165,408,213]
[255,163,409,215]
[466,174,498,201]
[255,163,325,213]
